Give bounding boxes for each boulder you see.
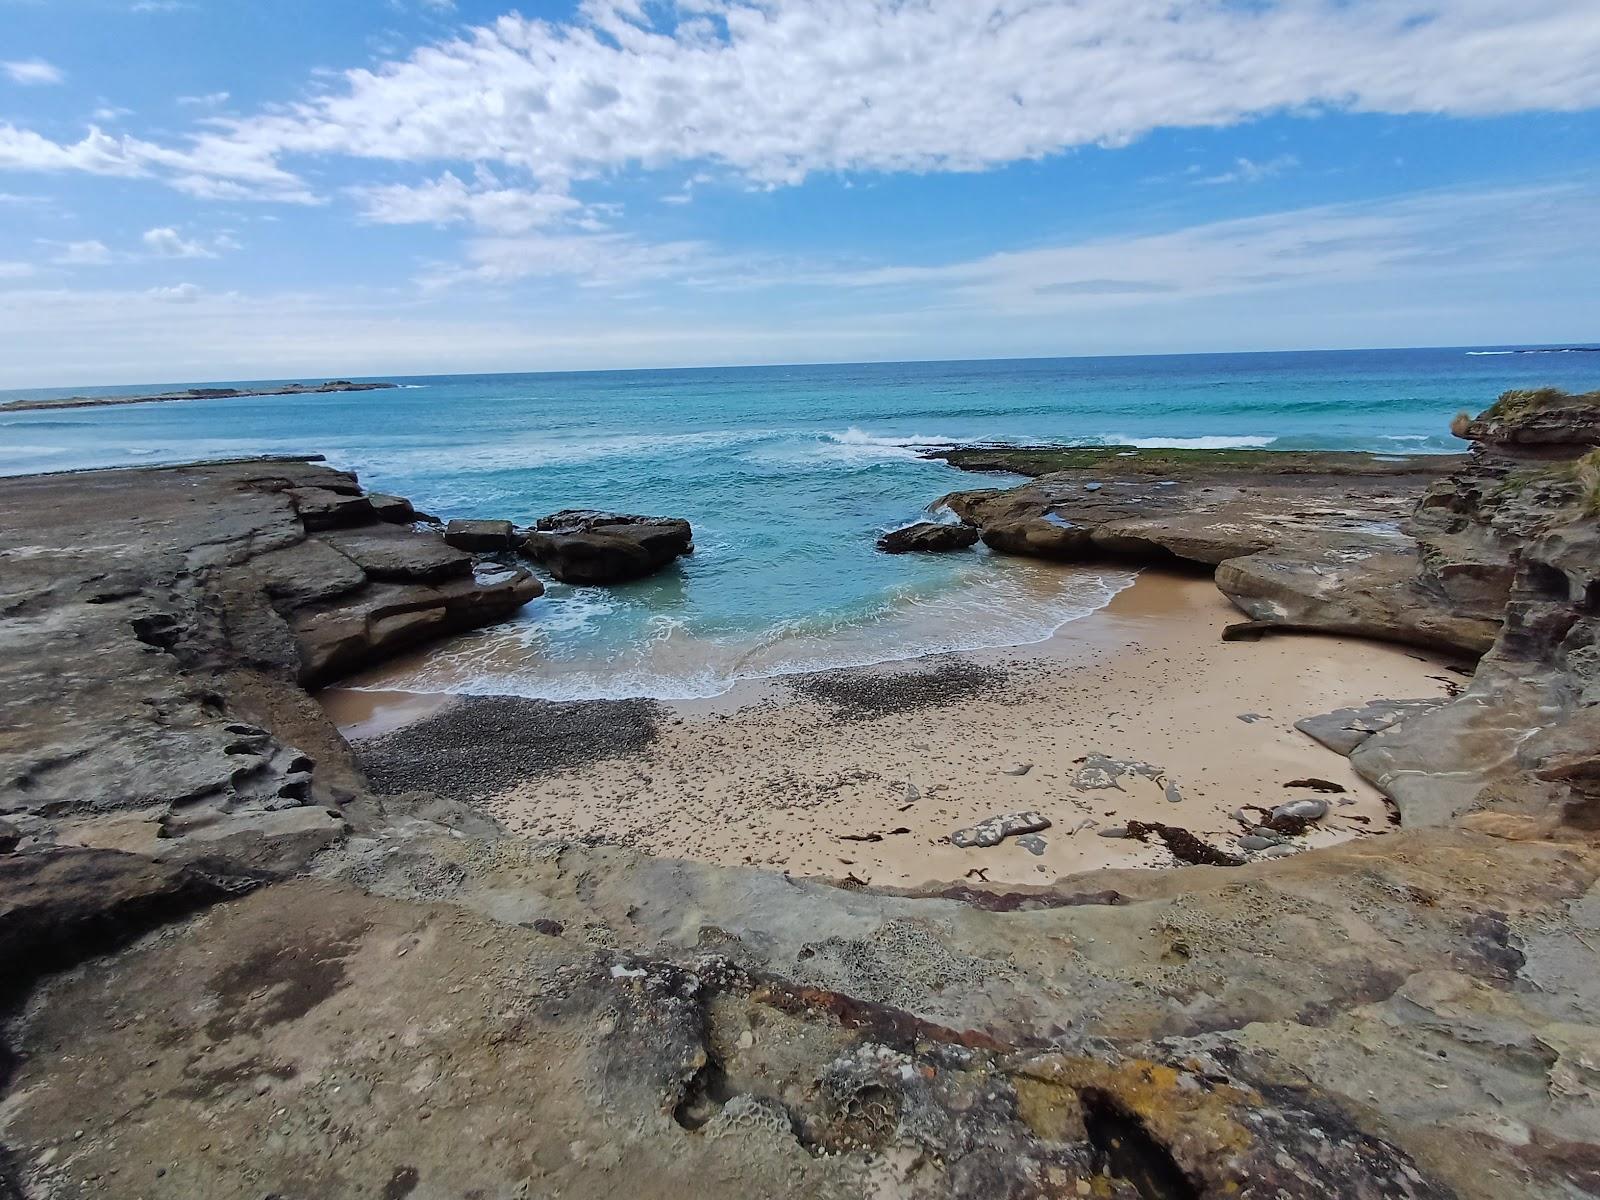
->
[445,518,517,553]
[876,521,980,554]
[522,510,693,585]
[367,493,416,523]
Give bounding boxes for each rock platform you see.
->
[2,395,1599,1198]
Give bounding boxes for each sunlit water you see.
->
[5,347,1597,699]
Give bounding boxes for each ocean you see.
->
[5,346,1599,700]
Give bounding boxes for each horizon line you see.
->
[4,340,1598,397]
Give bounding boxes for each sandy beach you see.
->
[325,568,1462,886]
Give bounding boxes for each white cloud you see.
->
[176,91,230,108]
[142,226,216,258]
[0,122,318,203]
[51,240,114,265]
[822,182,1600,316]
[439,230,711,288]
[201,1,1600,194]
[2,59,64,87]
[5,1,1599,214]
[146,282,203,302]
[2,174,1597,388]
[0,262,35,279]
[1200,155,1300,186]
[352,172,581,234]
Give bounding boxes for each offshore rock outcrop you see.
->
[877,521,981,554]
[523,509,694,584]
[0,379,398,412]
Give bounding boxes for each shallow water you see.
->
[5,347,1597,699]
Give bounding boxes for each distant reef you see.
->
[1,379,398,413]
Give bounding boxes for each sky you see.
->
[1,0,1598,388]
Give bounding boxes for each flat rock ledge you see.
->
[1,400,1599,1199]
[937,393,1600,833]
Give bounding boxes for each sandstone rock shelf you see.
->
[1,395,1598,1199]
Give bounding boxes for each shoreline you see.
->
[329,567,1461,887]
[5,396,1598,1200]
[0,379,397,413]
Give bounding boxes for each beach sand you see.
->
[323,569,1464,887]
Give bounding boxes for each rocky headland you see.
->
[0,379,398,413]
[1,391,1598,1199]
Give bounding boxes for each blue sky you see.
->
[1,0,1598,387]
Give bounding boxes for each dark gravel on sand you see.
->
[357,695,663,799]
[788,656,1006,722]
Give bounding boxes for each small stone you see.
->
[1002,763,1033,776]
[1259,845,1299,858]
[1237,835,1277,851]
[1164,779,1183,804]
[1083,482,1102,492]
[1272,798,1329,823]
[1097,825,1129,839]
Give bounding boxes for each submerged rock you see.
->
[876,521,980,554]
[522,509,693,584]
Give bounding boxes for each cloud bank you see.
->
[5,1,1600,206]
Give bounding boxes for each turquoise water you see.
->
[5,347,1599,698]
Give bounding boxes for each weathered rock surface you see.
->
[1354,391,1600,828]
[444,517,517,552]
[1296,698,1447,755]
[950,811,1050,848]
[3,404,1600,1199]
[877,521,980,554]
[0,457,539,851]
[523,509,694,584]
[937,393,1600,836]
[939,445,1496,655]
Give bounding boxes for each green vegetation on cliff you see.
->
[1480,386,1600,423]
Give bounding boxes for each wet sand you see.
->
[324,569,1463,887]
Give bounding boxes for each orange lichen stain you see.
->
[1009,1053,1258,1162]
[1013,1074,1085,1143]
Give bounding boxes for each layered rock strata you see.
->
[2,402,1600,1199]
[0,456,539,870]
